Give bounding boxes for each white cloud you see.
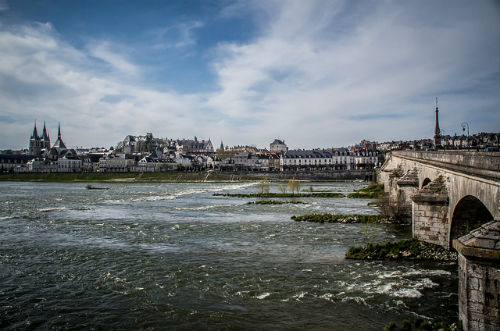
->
[148,21,203,50]
[88,41,138,75]
[0,1,498,150]
[204,0,499,147]
[0,23,206,149]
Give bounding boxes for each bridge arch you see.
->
[421,178,431,188]
[449,195,494,246]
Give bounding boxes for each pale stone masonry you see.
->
[396,168,419,220]
[411,176,450,247]
[453,221,500,331]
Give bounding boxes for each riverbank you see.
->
[0,172,251,182]
[0,170,375,182]
[346,238,457,261]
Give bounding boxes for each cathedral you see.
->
[28,122,66,155]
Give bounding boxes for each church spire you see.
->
[434,97,440,136]
[42,122,49,140]
[53,122,67,149]
[433,97,441,148]
[31,121,39,139]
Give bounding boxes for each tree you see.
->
[288,178,300,195]
[257,180,270,194]
[278,184,287,194]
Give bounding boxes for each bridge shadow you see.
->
[450,195,494,247]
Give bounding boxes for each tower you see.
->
[29,122,42,155]
[41,122,51,150]
[433,98,441,148]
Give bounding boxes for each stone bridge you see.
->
[377,150,500,249]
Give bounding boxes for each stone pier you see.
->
[396,168,419,220]
[453,221,500,331]
[411,175,450,247]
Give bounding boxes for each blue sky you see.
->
[0,0,498,150]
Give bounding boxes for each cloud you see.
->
[88,41,138,75]
[0,22,205,149]
[204,0,499,147]
[0,1,498,150]
[148,21,203,50]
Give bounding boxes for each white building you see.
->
[57,156,82,173]
[270,139,288,153]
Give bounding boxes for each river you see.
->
[0,181,457,330]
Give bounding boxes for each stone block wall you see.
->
[412,202,449,247]
[397,185,417,220]
[458,255,500,331]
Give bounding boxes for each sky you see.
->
[0,0,498,150]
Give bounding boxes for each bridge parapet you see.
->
[392,150,500,181]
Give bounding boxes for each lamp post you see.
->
[461,122,469,149]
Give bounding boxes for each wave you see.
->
[38,207,66,212]
[130,182,257,203]
[173,204,235,211]
[255,292,271,300]
[292,291,307,301]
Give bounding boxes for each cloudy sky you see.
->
[0,0,498,150]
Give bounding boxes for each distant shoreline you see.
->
[0,170,374,183]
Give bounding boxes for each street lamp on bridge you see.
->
[461,122,469,149]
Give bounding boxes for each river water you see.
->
[0,181,457,330]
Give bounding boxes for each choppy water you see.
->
[0,181,457,330]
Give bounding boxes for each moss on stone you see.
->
[291,213,387,224]
[345,238,457,261]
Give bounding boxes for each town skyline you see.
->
[6,117,498,152]
[0,0,499,150]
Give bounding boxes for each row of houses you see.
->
[379,132,499,151]
[1,147,380,173]
[1,128,383,173]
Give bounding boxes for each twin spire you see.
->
[29,121,66,152]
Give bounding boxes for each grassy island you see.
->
[291,213,389,224]
[347,183,384,199]
[247,200,304,205]
[213,192,345,198]
[345,238,457,261]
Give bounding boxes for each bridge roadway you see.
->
[377,150,499,249]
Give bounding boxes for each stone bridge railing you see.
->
[378,150,500,248]
[391,150,500,181]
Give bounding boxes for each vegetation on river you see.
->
[247,200,304,205]
[302,186,332,193]
[291,213,388,223]
[345,238,457,261]
[347,183,384,198]
[214,192,346,198]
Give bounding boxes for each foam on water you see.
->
[0,181,457,331]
